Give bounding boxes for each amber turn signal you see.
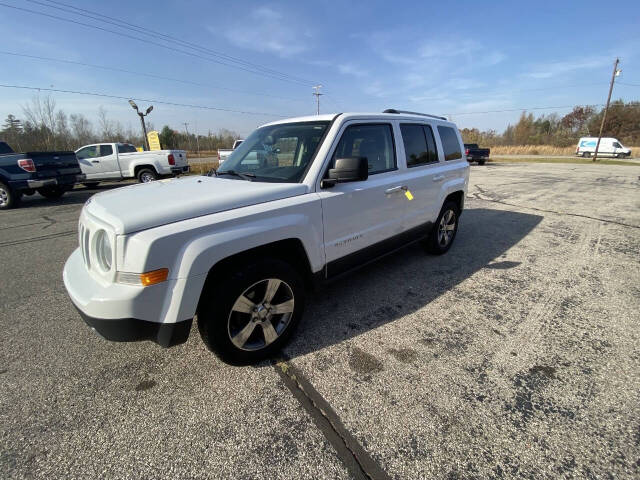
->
[140,268,169,286]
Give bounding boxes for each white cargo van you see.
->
[575,137,631,158]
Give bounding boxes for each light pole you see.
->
[128,100,153,151]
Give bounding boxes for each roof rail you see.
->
[383,109,447,121]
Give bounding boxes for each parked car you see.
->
[464,143,490,165]
[63,110,469,363]
[75,143,188,186]
[217,139,244,165]
[0,141,85,209]
[575,137,631,158]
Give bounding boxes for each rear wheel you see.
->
[0,182,20,210]
[137,168,157,183]
[37,186,66,199]
[83,182,100,189]
[423,201,460,255]
[583,152,591,158]
[478,159,486,165]
[198,258,304,364]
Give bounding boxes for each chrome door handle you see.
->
[385,185,407,195]
[432,174,445,182]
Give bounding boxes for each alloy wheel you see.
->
[0,186,8,207]
[227,278,295,351]
[437,209,456,247]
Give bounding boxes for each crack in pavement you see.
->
[273,357,391,480]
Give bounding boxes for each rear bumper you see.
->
[170,165,190,175]
[11,173,85,191]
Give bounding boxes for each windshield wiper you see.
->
[217,170,255,181]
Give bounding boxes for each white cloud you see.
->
[523,57,610,79]
[221,7,312,58]
[337,63,368,78]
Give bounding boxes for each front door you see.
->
[318,122,407,278]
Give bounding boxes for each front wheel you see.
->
[423,201,460,255]
[197,258,305,364]
[478,159,486,165]
[0,182,20,209]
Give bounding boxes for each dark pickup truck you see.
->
[464,143,490,165]
[0,141,85,209]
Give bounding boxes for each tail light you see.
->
[465,149,470,155]
[168,154,175,166]
[18,158,36,172]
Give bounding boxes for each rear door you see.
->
[318,121,408,277]
[398,123,445,230]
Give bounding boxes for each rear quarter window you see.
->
[437,126,462,161]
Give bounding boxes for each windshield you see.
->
[217,121,330,183]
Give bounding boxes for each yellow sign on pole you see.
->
[147,131,161,151]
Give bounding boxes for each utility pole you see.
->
[128,100,153,150]
[312,85,323,115]
[593,58,621,162]
[183,122,190,153]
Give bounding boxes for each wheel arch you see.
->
[443,190,465,213]
[197,238,314,313]
[133,164,158,177]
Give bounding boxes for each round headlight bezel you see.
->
[94,229,113,272]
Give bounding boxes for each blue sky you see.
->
[1,0,639,137]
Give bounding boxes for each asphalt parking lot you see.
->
[1,163,639,479]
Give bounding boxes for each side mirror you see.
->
[322,157,368,188]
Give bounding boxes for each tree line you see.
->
[461,100,640,147]
[0,95,239,153]
[2,96,639,153]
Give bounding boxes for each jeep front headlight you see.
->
[95,229,113,272]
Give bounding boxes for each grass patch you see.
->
[489,157,639,166]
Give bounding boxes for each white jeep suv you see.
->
[63,110,469,363]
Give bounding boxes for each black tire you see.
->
[83,182,100,189]
[616,153,623,159]
[583,152,591,158]
[423,201,460,255]
[137,168,157,183]
[0,181,20,210]
[478,159,486,165]
[198,258,305,364]
[37,186,66,199]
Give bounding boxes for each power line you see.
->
[618,81,640,87]
[0,50,310,103]
[28,0,317,86]
[0,1,316,86]
[0,83,294,117]
[443,103,640,116]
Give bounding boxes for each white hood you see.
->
[85,176,308,234]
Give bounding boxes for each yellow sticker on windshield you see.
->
[405,190,414,201]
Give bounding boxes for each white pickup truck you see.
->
[217,139,244,165]
[63,110,469,363]
[75,143,189,185]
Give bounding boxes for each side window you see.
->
[117,144,137,154]
[76,146,97,160]
[332,124,395,175]
[400,124,438,167]
[613,142,622,148]
[100,145,113,156]
[437,126,462,161]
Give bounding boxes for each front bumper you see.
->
[63,248,192,347]
[74,307,192,347]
